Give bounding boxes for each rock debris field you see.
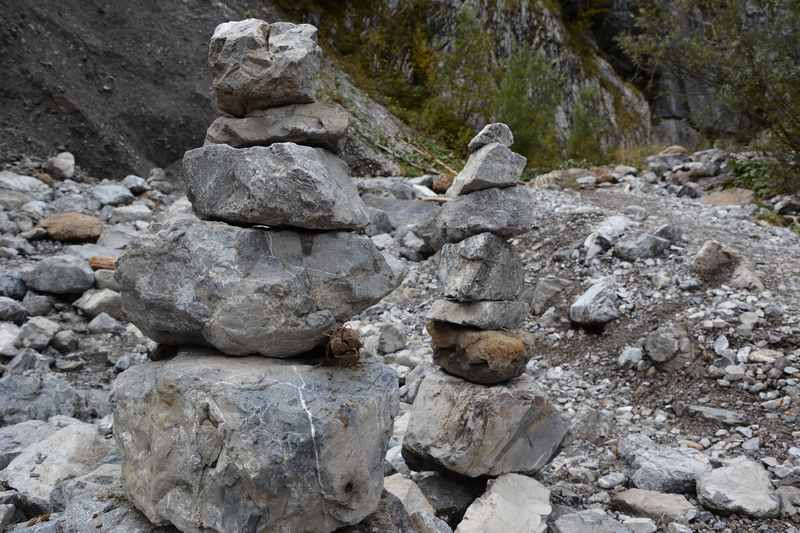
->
[1,17,800,533]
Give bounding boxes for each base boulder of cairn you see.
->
[114,349,398,533]
[402,370,568,478]
[115,213,397,358]
[427,320,532,385]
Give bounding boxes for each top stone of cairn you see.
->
[209,19,321,116]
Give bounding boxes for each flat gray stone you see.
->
[427,300,528,330]
[551,509,631,533]
[447,143,526,197]
[184,142,368,230]
[402,370,567,478]
[205,102,349,151]
[439,185,536,243]
[697,457,780,518]
[0,420,56,470]
[26,255,94,295]
[455,473,549,533]
[438,233,523,302]
[612,488,697,523]
[113,350,398,533]
[116,215,398,358]
[209,20,321,116]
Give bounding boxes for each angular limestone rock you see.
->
[455,474,550,533]
[184,143,368,230]
[428,321,531,385]
[447,143,526,197]
[402,370,567,478]
[113,351,398,533]
[467,123,514,154]
[209,20,321,116]
[569,279,620,327]
[427,299,528,330]
[205,102,349,151]
[697,457,780,518]
[439,186,536,243]
[116,215,398,358]
[438,233,523,302]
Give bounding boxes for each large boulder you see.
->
[209,19,321,116]
[437,233,523,302]
[696,457,780,518]
[427,321,531,385]
[438,186,536,243]
[183,143,368,230]
[446,143,526,197]
[402,370,567,478]
[116,215,398,358]
[205,103,349,152]
[455,474,550,533]
[427,300,528,330]
[113,350,399,533]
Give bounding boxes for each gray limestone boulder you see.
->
[551,510,631,533]
[696,457,780,518]
[447,143,526,197]
[402,370,568,478]
[0,420,58,470]
[0,172,52,208]
[455,473,550,533]
[427,321,531,385]
[569,279,620,327]
[427,300,528,330]
[113,350,399,533]
[183,143,368,230]
[467,123,514,154]
[624,444,712,494]
[26,255,94,295]
[0,369,87,426]
[0,421,114,512]
[613,233,671,261]
[205,102,349,151]
[46,152,76,180]
[438,186,536,243]
[438,233,523,302]
[116,215,398,358]
[209,19,321,116]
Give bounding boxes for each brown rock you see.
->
[612,488,697,523]
[702,188,755,206]
[427,320,531,385]
[432,174,455,194]
[692,240,740,280]
[40,213,103,242]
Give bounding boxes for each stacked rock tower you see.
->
[402,125,569,481]
[112,20,401,533]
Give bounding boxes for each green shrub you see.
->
[565,87,609,164]
[492,48,563,171]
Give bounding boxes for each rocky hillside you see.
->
[1,0,670,181]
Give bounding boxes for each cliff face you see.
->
[0,0,660,179]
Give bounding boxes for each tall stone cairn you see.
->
[113,20,401,533]
[402,124,569,478]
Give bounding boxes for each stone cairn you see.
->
[112,20,401,533]
[402,124,570,479]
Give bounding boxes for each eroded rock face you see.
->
[438,233,523,302]
[446,143,526,197]
[402,370,568,478]
[205,103,349,151]
[438,186,536,243]
[427,321,531,385]
[116,215,398,358]
[183,143,368,230]
[113,350,399,533]
[209,20,321,116]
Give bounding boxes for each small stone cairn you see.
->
[112,20,401,533]
[402,125,569,478]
